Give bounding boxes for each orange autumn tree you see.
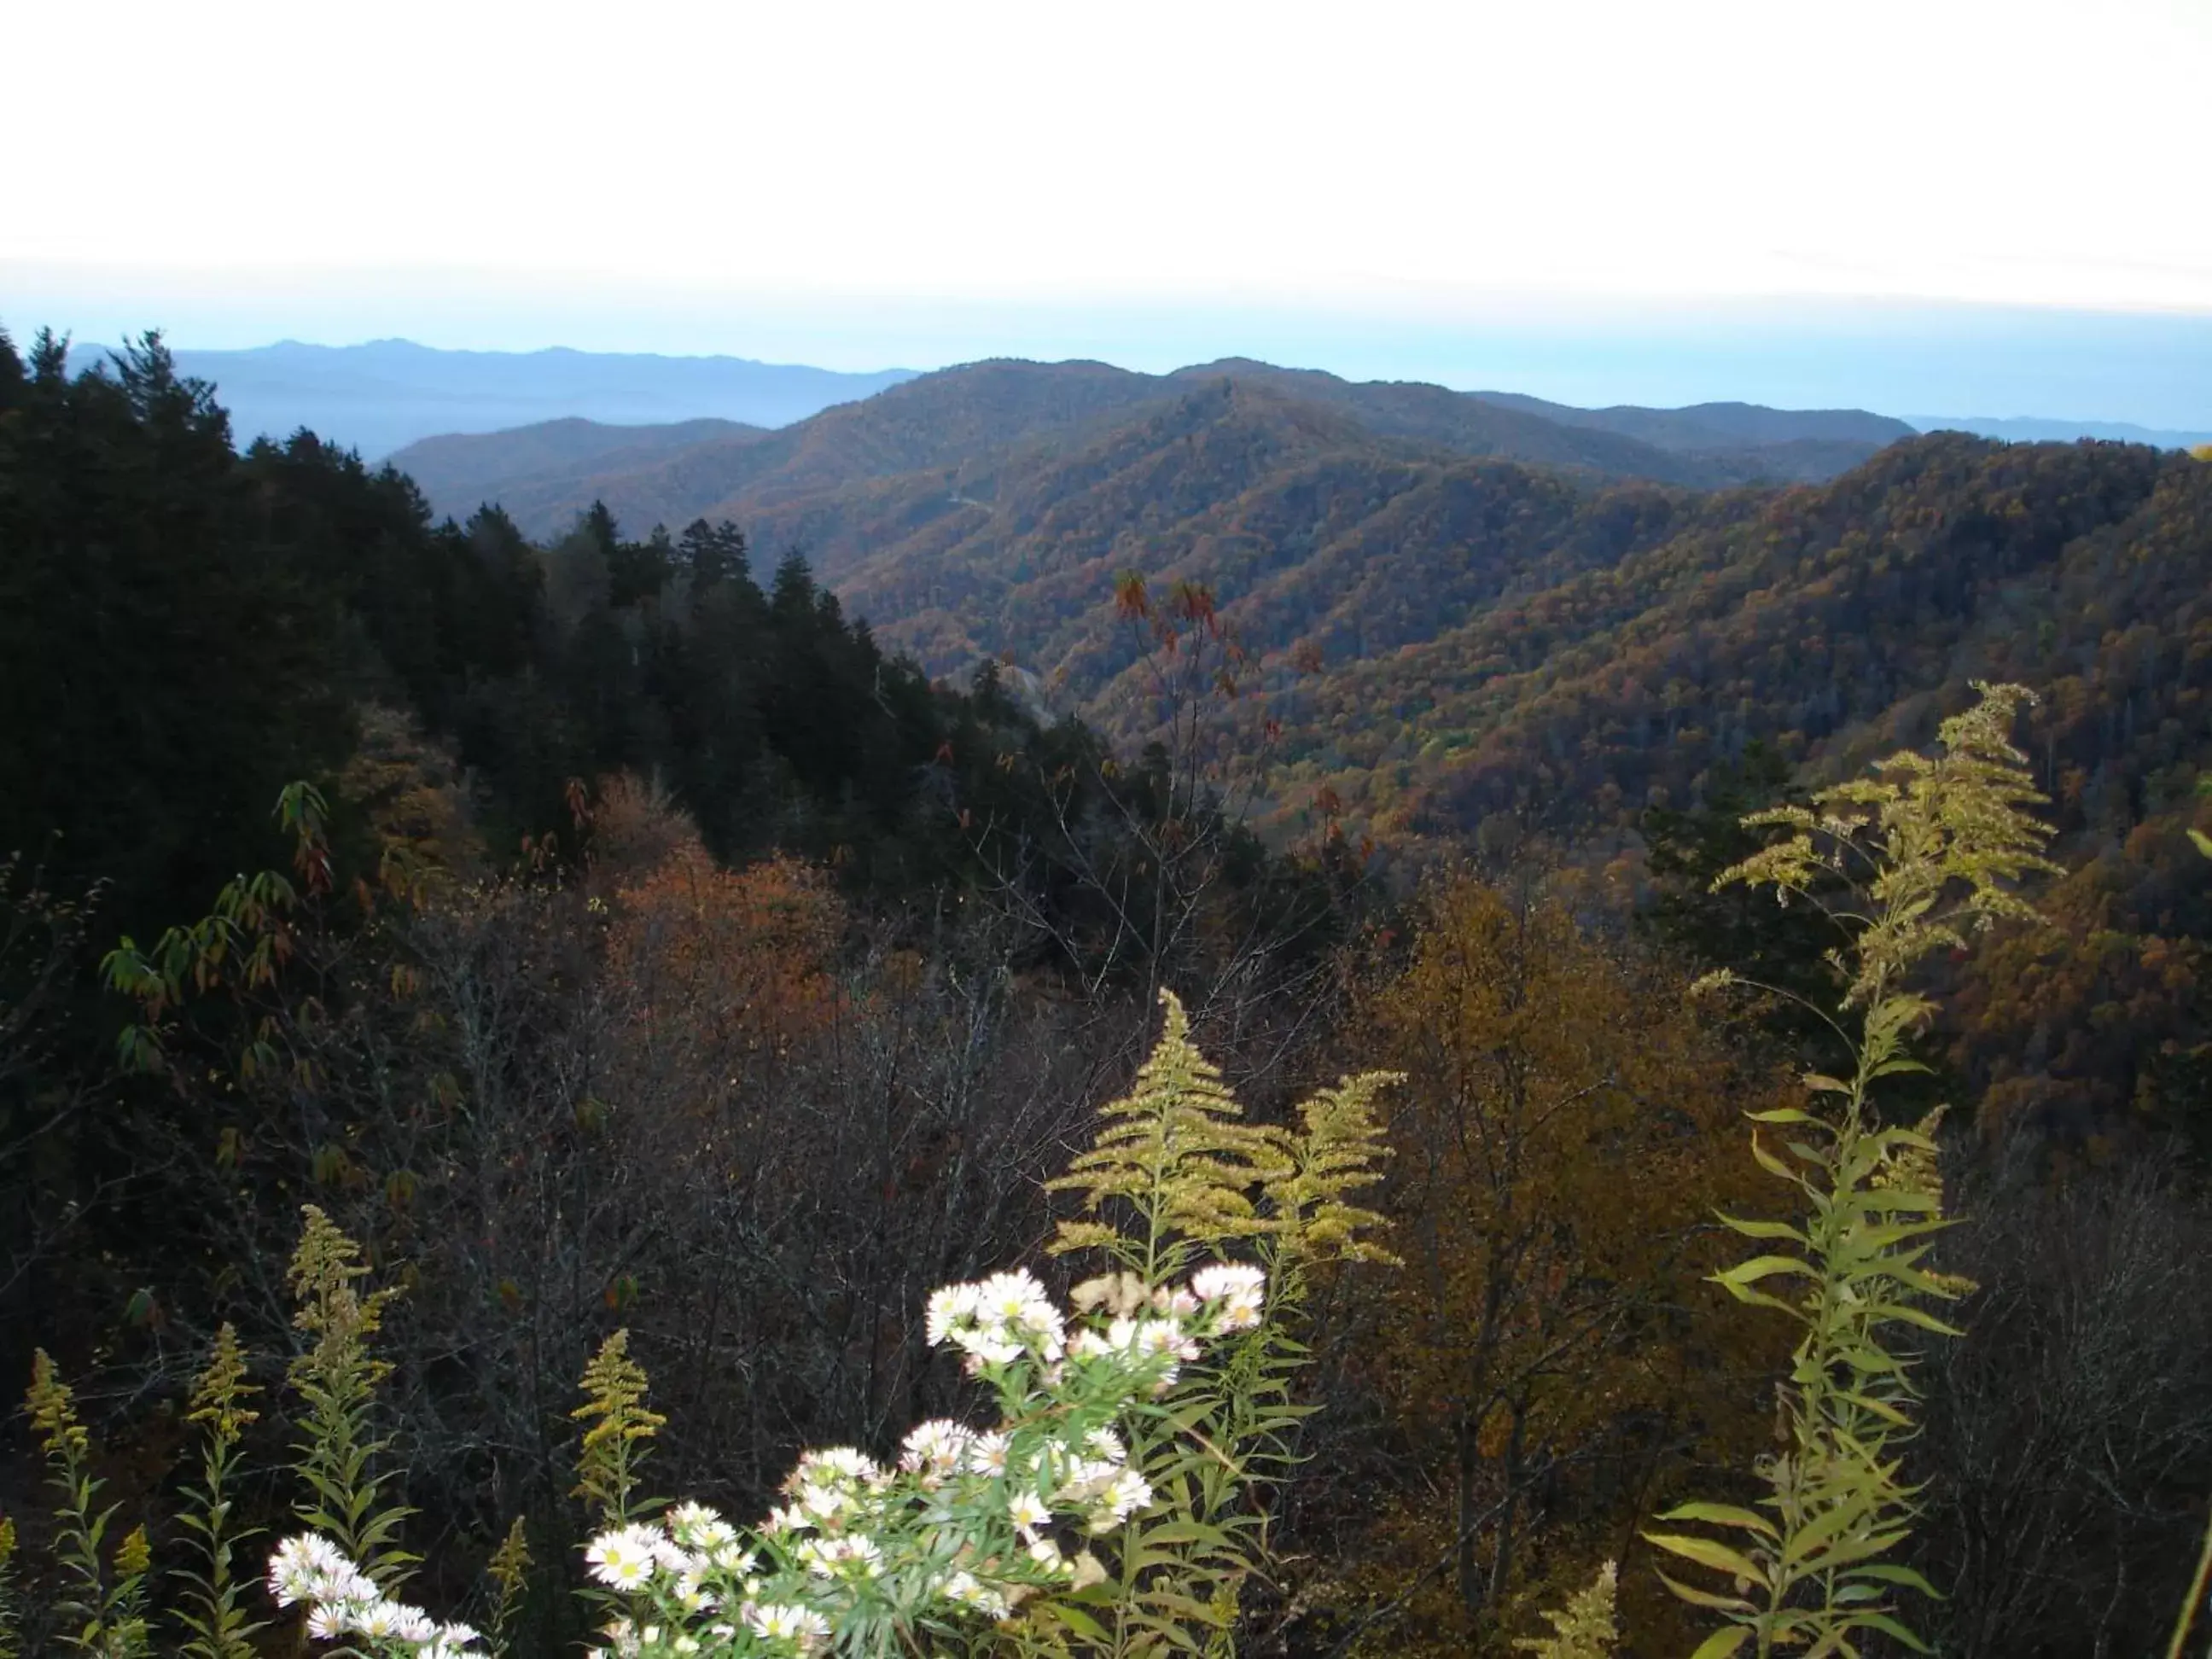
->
[597,776,844,1060]
[1341,878,1781,1656]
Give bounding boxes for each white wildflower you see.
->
[268,1534,335,1606]
[1057,1455,1121,1504]
[746,1602,831,1643]
[795,1446,883,1488]
[900,1417,973,1475]
[762,1503,808,1535]
[948,1324,1026,1371]
[306,1603,352,1640]
[797,1481,851,1524]
[976,1269,1066,1357]
[940,1569,1010,1617]
[389,1604,437,1642]
[667,1501,724,1545]
[926,1280,983,1344]
[355,1600,405,1639]
[1190,1261,1264,1303]
[966,1429,1012,1476]
[1192,1260,1266,1330]
[1007,1488,1054,1539]
[585,1524,661,1590]
[1091,1468,1154,1531]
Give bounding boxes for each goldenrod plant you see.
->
[1644,684,2058,1658]
[1512,1562,1617,1659]
[0,1511,21,1659]
[481,1519,533,1655]
[287,1204,419,1592]
[1035,990,1397,1657]
[571,1330,670,1631]
[174,1324,266,1659]
[24,1351,153,1656]
[573,1330,669,1531]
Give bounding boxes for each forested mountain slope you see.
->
[819,381,1767,682]
[1247,434,2205,844]
[384,415,768,518]
[404,358,1173,533]
[399,358,1907,538]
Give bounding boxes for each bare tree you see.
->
[1912,1143,2212,1659]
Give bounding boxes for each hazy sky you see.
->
[9,0,2212,416]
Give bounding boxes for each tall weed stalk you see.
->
[1645,684,2057,1657]
[1030,990,1398,1656]
[286,1203,418,1591]
[24,1352,153,1656]
[173,1324,265,1659]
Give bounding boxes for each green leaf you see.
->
[1711,1278,1802,1316]
[1656,1568,1760,1613]
[1849,1563,1942,1596]
[1138,1520,1228,1546]
[1749,1137,1803,1183]
[1643,1532,1767,1584]
[1854,1610,1935,1651]
[1687,1627,1754,1658]
[1043,1604,1113,1641]
[1863,1301,1966,1336]
[1655,1501,1779,1538]
[1724,1217,1812,1245]
[1716,1254,1818,1289]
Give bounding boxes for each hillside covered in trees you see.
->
[394,358,1906,547]
[3,328,2209,1658]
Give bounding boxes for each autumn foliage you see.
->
[600,778,844,1057]
[1329,881,1784,1655]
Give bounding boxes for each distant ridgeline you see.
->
[58,335,918,458]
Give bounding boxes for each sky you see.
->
[8,0,2212,422]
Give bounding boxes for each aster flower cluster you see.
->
[268,1534,484,1657]
[929,1262,1264,1393]
[581,1500,826,1656]
[271,1262,1267,1657]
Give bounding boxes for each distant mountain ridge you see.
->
[58,337,917,458]
[394,357,1909,539]
[1470,389,1916,451]
[1905,413,2212,450]
[386,417,772,521]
